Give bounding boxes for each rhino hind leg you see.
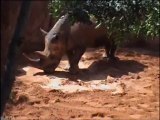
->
[104,44,111,58]
[110,42,117,57]
[109,41,119,61]
[104,41,119,61]
[67,47,86,74]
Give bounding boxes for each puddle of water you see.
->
[22,66,125,94]
[40,77,121,93]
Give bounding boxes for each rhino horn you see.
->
[23,53,40,62]
[40,28,48,36]
[23,51,47,69]
[34,51,48,60]
[23,53,41,69]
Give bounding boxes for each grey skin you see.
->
[24,13,118,74]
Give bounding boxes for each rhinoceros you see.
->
[23,13,118,74]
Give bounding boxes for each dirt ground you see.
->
[3,48,159,120]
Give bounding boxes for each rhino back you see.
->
[67,22,109,49]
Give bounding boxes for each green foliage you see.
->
[48,0,160,44]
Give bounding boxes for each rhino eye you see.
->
[53,34,59,40]
[51,34,59,43]
[55,35,59,40]
[39,58,44,65]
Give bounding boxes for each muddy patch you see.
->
[4,48,159,120]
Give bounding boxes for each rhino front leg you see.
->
[67,47,86,74]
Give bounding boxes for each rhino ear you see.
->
[40,28,48,36]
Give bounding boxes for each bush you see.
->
[48,0,160,45]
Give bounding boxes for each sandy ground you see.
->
[3,48,159,120]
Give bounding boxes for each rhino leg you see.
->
[104,41,119,61]
[110,42,117,58]
[67,47,86,74]
[109,41,119,61]
[105,44,111,58]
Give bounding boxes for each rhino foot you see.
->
[44,70,54,75]
[103,56,119,62]
[110,56,119,61]
[69,67,80,75]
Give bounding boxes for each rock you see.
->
[16,94,29,104]
[112,82,126,96]
[106,76,115,83]
[54,98,60,103]
[128,72,140,79]
[28,100,41,105]
[135,75,141,79]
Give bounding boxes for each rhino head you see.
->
[23,13,70,73]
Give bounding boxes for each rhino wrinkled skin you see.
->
[23,13,118,74]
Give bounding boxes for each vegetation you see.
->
[48,0,160,44]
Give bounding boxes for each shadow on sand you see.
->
[33,59,147,81]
